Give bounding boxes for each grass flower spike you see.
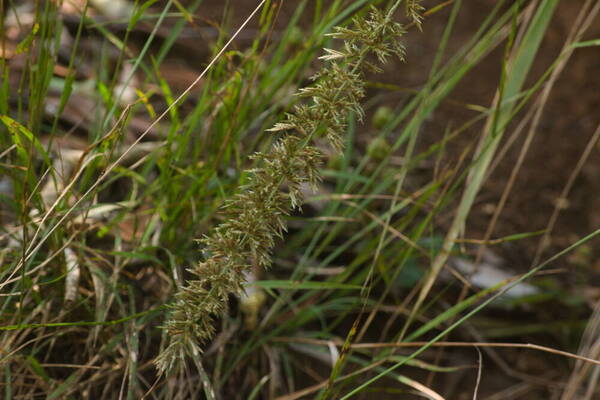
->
[156,3,418,374]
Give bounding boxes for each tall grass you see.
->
[1,0,599,398]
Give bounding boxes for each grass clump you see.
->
[2,0,600,398]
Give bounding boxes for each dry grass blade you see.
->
[472,347,483,400]
[562,300,600,399]
[273,337,600,367]
[532,121,600,264]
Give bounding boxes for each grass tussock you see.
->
[1,0,600,399]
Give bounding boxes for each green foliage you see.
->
[2,0,598,398]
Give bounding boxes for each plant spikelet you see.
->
[406,0,425,29]
[156,3,411,374]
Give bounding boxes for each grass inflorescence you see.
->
[157,1,418,374]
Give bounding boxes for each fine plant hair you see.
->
[156,0,422,374]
